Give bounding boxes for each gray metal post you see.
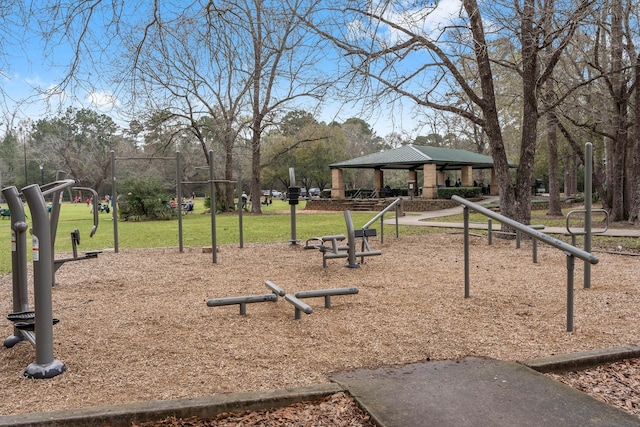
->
[176,151,183,253]
[532,238,538,264]
[394,203,399,239]
[380,213,385,243]
[290,202,297,244]
[2,186,29,348]
[566,254,575,332]
[584,142,593,289]
[209,150,217,264]
[238,181,244,248]
[344,210,359,268]
[111,150,119,253]
[516,230,521,248]
[47,177,66,248]
[463,206,470,298]
[487,219,492,245]
[289,168,297,245]
[22,184,65,378]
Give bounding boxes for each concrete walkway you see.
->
[387,197,640,238]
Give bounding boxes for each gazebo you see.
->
[329,145,499,199]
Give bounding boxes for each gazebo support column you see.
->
[461,165,473,186]
[436,170,445,187]
[373,169,383,197]
[408,170,418,197]
[422,164,437,199]
[331,168,345,199]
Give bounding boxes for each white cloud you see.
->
[86,90,118,109]
[370,0,462,43]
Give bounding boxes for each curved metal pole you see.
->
[23,184,66,378]
[2,186,29,348]
[72,187,99,237]
[344,210,359,268]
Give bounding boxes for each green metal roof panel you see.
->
[330,145,497,170]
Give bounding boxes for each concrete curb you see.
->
[0,383,345,427]
[518,343,640,373]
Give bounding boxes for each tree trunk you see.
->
[463,0,516,224]
[607,0,628,222]
[514,0,538,225]
[546,109,562,215]
[630,54,640,224]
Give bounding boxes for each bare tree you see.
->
[309,0,592,225]
[558,0,640,223]
[206,0,332,213]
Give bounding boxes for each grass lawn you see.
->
[0,198,429,274]
[1,197,636,275]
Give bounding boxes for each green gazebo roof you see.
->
[330,145,497,171]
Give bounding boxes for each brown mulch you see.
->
[550,358,640,419]
[1,232,639,422]
[132,392,374,426]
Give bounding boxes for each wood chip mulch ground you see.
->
[1,232,639,424]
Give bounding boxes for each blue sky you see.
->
[0,0,462,139]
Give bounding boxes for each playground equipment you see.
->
[110,149,242,263]
[287,168,301,245]
[305,210,382,268]
[52,186,101,284]
[206,294,278,315]
[265,280,286,297]
[452,142,607,332]
[284,294,313,319]
[207,281,359,320]
[294,287,359,308]
[2,179,101,378]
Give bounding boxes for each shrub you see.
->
[437,187,482,199]
[117,178,174,221]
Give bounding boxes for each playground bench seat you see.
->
[353,228,382,261]
[305,230,381,268]
[304,234,347,251]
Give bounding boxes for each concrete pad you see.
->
[331,357,640,427]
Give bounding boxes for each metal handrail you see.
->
[565,208,609,236]
[361,197,402,243]
[362,197,401,229]
[451,195,599,332]
[452,195,598,264]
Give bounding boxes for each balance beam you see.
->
[284,294,313,319]
[265,280,286,297]
[294,287,359,308]
[206,293,277,315]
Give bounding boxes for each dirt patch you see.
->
[1,233,639,417]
